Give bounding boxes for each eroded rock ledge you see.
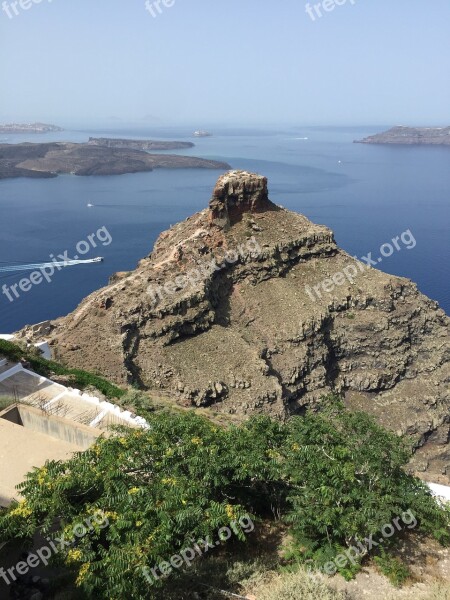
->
[18,170,450,482]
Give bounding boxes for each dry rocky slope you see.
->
[19,171,450,482]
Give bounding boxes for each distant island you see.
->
[0,140,230,179]
[0,122,63,134]
[355,126,450,146]
[88,137,194,151]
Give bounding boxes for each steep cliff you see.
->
[18,171,450,481]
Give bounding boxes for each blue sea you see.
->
[0,126,449,333]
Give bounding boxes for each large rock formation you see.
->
[18,171,450,482]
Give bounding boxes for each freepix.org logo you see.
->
[147,237,262,307]
[305,0,357,22]
[2,0,54,20]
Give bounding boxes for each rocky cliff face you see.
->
[18,171,450,482]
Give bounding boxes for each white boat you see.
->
[91,257,104,263]
[193,130,212,137]
[87,203,94,207]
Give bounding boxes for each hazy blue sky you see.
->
[1,0,449,127]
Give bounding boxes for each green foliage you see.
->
[281,401,450,572]
[0,402,448,598]
[0,339,124,399]
[0,396,17,410]
[0,338,23,362]
[374,550,410,587]
[118,389,155,414]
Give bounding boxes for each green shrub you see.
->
[0,396,17,410]
[0,338,22,362]
[283,402,450,571]
[374,550,410,587]
[0,404,448,598]
[118,389,155,413]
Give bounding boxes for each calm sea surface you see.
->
[0,126,449,332]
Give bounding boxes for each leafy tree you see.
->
[282,403,450,570]
[0,403,448,598]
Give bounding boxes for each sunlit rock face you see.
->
[17,171,450,483]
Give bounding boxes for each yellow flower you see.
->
[161,477,177,486]
[225,504,236,520]
[75,562,90,586]
[36,466,48,485]
[9,501,32,518]
[118,437,128,446]
[191,437,202,445]
[136,521,143,527]
[128,487,140,495]
[267,449,280,459]
[105,511,119,521]
[62,524,75,543]
[66,549,83,564]
[292,443,300,451]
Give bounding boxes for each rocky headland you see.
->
[0,141,230,179]
[88,137,194,151]
[0,123,63,134]
[18,171,450,482]
[356,126,450,145]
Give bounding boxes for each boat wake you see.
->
[0,258,103,274]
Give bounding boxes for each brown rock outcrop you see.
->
[209,171,274,227]
[18,171,450,482]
